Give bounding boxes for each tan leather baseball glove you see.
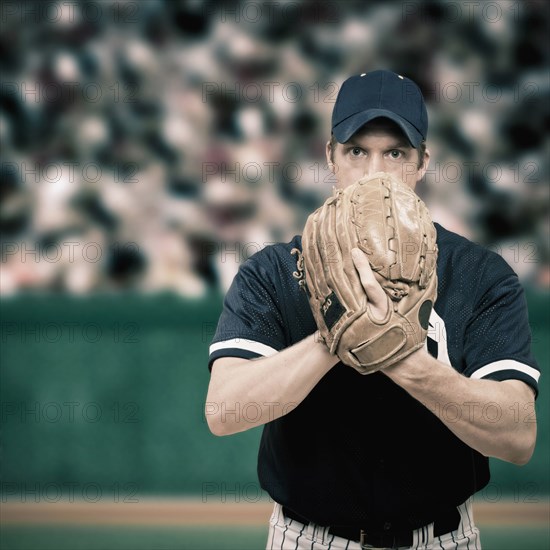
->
[301,172,438,374]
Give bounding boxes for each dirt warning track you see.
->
[1,499,548,527]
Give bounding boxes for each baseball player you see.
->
[206,70,539,549]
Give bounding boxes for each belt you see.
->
[282,506,460,549]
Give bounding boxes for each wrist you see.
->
[384,347,460,391]
[383,347,431,382]
[310,330,340,368]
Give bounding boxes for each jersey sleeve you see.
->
[208,253,286,370]
[462,254,540,396]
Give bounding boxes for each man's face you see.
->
[326,119,429,190]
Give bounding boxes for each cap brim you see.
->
[332,109,424,148]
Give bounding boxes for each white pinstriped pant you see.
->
[266,497,481,549]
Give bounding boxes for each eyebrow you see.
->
[345,138,411,149]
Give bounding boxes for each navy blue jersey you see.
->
[208,223,540,530]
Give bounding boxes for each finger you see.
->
[351,248,388,315]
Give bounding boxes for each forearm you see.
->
[384,349,537,464]
[206,332,339,436]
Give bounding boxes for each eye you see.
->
[388,149,403,159]
[350,147,363,157]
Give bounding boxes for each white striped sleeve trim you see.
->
[209,338,279,358]
[471,360,540,382]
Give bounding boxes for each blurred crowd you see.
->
[1,0,548,297]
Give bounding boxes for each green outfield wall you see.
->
[1,292,548,502]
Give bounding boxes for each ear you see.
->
[416,147,430,182]
[325,140,335,171]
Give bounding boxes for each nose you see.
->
[363,155,384,177]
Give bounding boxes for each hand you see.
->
[351,248,389,321]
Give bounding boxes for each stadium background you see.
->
[1,1,548,549]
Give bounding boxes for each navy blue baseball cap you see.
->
[332,70,428,148]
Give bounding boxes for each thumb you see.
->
[351,248,388,317]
